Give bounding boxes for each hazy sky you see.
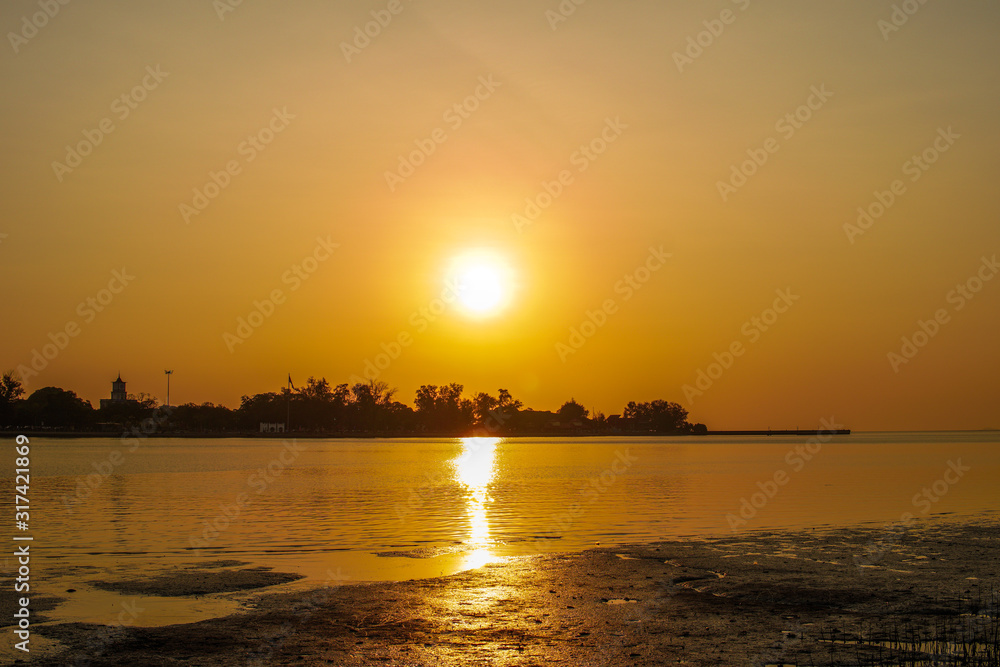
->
[2,0,998,430]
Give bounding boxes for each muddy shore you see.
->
[19,517,1000,666]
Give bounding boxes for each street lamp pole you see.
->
[164,370,173,407]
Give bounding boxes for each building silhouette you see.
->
[100,374,132,409]
[259,422,286,433]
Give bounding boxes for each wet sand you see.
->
[19,517,1000,666]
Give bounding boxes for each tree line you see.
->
[0,371,705,436]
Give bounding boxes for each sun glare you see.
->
[454,437,500,570]
[449,251,514,318]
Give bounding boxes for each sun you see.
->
[449,250,514,318]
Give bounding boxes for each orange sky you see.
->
[2,1,998,430]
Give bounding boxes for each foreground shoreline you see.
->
[17,515,1000,666]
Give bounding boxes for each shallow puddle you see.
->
[41,583,245,627]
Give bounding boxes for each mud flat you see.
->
[88,564,304,597]
[24,516,1000,666]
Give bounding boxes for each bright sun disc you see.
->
[450,252,513,317]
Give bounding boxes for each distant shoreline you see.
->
[7,429,851,439]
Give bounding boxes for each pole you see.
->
[165,370,173,407]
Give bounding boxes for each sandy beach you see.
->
[9,515,996,666]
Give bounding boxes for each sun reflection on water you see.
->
[453,437,499,569]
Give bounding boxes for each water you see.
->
[2,431,998,629]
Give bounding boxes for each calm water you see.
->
[2,432,998,629]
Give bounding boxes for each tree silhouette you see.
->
[23,387,94,429]
[289,377,351,430]
[4,374,706,436]
[237,392,285,428]
[414,384,473,431]
[0,371,24,402]
[623,399,690,433]
[351,378,396,406]
[95,392,158,427]
[471,392,498,426]
[351,379,397,431]
[496,389,522,411]
[169,402,236,431]
[558,399,588,422]
[0,370,25,427]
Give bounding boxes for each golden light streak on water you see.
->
[453,437,499,569]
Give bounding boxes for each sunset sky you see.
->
[2,0,998,431]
